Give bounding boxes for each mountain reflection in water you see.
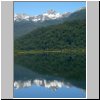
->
[14,79,72,90]
[14,54,86,98]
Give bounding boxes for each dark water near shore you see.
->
[14,54,86,98]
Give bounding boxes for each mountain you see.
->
[14,9,70,22]
[15,19,86,50]
[66,7,86,21]
[14,13,30,21]
[14,8,86,38]
[14,10,71,38]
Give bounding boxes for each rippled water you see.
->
[14,54,86,98]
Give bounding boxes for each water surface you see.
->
[14,54,86,98]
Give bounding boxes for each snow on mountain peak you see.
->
[43,10,62,20]
[14,10,70,22]
[14,13,30,21]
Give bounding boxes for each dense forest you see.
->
[14,19,86,51]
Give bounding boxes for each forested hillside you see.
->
[15,19,86,50]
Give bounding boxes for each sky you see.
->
[14,2,86,16]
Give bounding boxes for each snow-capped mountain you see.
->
[14,9,71,22]
[14,13,30,21]
[14,7,86,38]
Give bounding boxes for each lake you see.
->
[14,53,86,98]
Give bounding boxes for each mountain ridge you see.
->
[14,7,85,22]
[14,9,70,22]
[14,7,86,38]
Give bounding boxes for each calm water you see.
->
[14,54,86,98]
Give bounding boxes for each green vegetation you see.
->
[14,20,63,38]
[15,54,86,81]
[15,19,86,50]
[15,48,85,55]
